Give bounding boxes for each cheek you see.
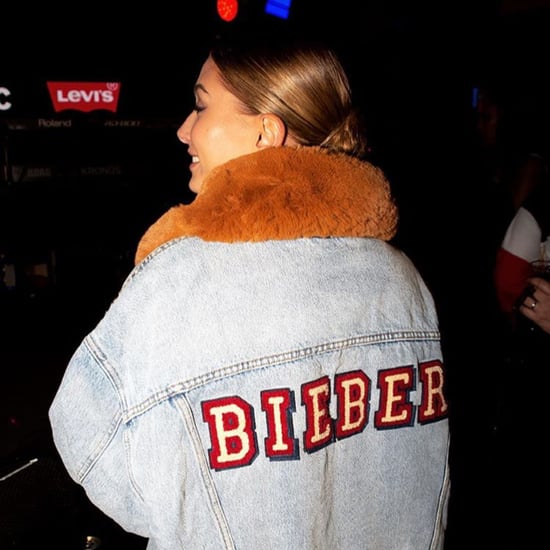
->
[198,125,234,167]
[192,113,258,171]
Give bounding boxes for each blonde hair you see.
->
[210,39,368,158]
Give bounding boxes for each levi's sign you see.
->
[47,82,121,113]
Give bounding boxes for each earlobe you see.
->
[257,114,287,148]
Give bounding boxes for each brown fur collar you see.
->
[135,146,398,265]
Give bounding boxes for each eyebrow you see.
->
[194,83,208,95]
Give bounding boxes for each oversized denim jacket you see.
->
[50,147,450,550]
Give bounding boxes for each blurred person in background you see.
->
[487,73,550,549]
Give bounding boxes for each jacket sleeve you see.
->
[48,339,149,537]
[494,206,541,313]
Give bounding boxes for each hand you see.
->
[519,276,550,335]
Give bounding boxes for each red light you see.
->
[217,0,238,22]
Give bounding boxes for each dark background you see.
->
[2,1,550,548]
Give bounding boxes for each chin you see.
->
[189,179,202,194]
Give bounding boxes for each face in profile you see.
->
[176,56,263,194]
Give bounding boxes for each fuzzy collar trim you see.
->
[135,146,398,265]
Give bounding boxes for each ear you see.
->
[256,114,287,148]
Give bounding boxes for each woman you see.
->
[50,38,450,549]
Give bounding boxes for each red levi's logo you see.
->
[47,81,121,113]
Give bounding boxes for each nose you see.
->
[177,112,195,144]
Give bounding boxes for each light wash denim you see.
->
[50,236,450,550]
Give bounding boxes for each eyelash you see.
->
[194,104,205,113]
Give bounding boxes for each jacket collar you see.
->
[135,146,398,264]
